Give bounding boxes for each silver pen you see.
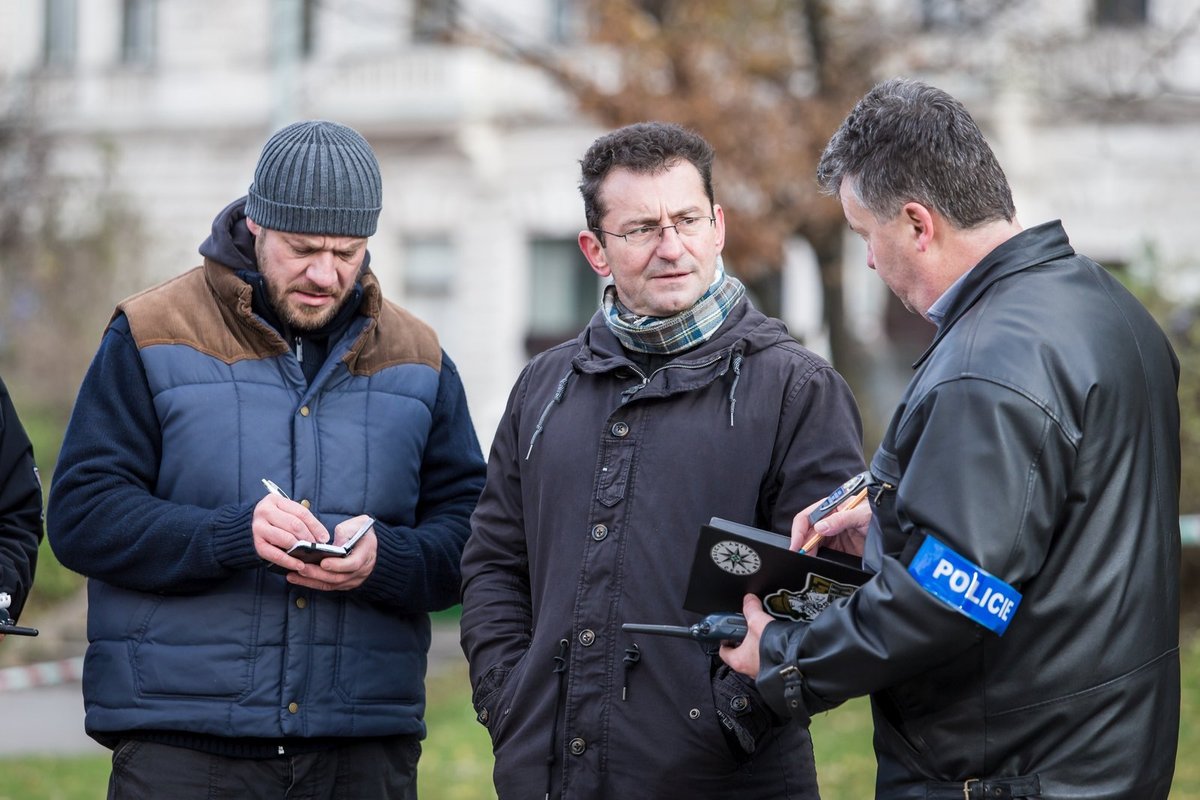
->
[261,478,291,500]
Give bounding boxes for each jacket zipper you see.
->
[622,353,728,402]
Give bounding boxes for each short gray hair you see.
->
[816,78,1015,228]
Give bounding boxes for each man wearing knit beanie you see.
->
[48,120,486,799]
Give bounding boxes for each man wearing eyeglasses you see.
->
[460,122,865,799]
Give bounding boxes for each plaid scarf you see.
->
[602,264,746,354]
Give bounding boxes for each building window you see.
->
[413,0,456,42]
[300,0,317,58]
[43,0,78,69]
[526,238,600,356]
[401,236,457,334]
[549,0,583,43]
[919,0,994,31]
[121,0,156,66]
[404,237,455,297]
[1094,0,1148,27]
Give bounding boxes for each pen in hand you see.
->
[262,478,290,500]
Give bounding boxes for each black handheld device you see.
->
[807,471,873,525]
[283,516,375,563]
[0,620,39,637]
[269,516,376,573]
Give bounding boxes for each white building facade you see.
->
[1,0,1197,446]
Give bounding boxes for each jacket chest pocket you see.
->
[595,439,636,508]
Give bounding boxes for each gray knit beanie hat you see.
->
[245,120,382,237]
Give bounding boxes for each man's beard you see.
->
[265,278,349,332]
[256,235,355,332]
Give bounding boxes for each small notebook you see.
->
[683,517,872,622]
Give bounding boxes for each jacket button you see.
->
[578,629,596,646]
[730,695,749,712]
[569,737,586,756]
[299,406,310,417]
[477,708,489,724]
[300,499,311,509]
[288,702,299,714]
[295,597,307,609]
[590,524,608,541]
[610,421,629,437]
[689,708,701,719]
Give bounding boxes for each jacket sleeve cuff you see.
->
[209,504,261,569]
[756,619,812,724]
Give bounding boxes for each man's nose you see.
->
[654,224,686,258]
[306,252,338,286]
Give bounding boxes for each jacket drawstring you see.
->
[621,643,641,700]
[527,369,574,460]
[545,638,570,800]
[728,350,743,427]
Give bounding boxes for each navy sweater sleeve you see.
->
[0,376,44,621]
[46,316,260,594]
[357,351,486,612]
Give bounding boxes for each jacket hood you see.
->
[198,197,259,272]
[523,295,800,457]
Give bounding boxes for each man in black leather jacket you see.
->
[722,78,1181,800]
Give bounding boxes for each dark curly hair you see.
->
[579,122,715,239]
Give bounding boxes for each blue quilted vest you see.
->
[83,262,443,740]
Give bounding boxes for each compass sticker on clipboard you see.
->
[710,540,762,576]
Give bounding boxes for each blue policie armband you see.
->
[907,536,1022,635]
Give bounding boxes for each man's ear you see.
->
[712,204,726,254]
[245,217,261,236]
[902,202,935,252]
[578,230,612,278]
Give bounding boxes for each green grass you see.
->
[4,631,1199,799]
[0,755,111,800]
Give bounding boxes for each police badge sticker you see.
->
[710,540,762,576]
[764,573,859,622]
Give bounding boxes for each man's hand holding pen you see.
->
[722,472,879,679]
[254,478,378,591]
[789,473,875,557]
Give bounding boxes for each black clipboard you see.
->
[683,517,872,622]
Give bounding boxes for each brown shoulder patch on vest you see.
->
[116,263,286,363]
[346,292,442,376]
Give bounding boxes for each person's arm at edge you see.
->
[0,376,44,623]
